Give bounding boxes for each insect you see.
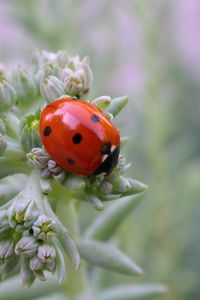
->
[40,97,120,176]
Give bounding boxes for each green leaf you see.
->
[97,284,168,300]
[84,194,143,241]
[0,276,59,300]
[78,240,143,276]
[0,158,30,179]
[107,96,129,117]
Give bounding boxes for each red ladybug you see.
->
[40,97,120,176]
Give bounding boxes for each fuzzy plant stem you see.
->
[55,187,91,298]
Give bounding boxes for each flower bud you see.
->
[47,159,65,182]
[92,96,111,110]
[0,79,17,111]
[0,133,7,156]
[112,176,132,193]
[27,147,50,169]
[7,197,38,230]
[107,95,129,117]
[37,244,56,264]
[32,215,57,241]
[32,49,56,71]
[100,181,113,194]
[0,240,15,264]
[19,111,42,152]
[55,50,69,68]
[15,236,38,257]
[12,65,38,107]
[60,56,93,97]
[29,255,44,271]
[0,118,6,135]
[40,75,65,103]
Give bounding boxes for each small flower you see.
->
[40,75,65,103]
[27,148,50,169]
[32,215,57,241]
[12,65,38,106]
[15,236,38,257]
[0,79,17,111]
[60,56,93,97]
[55,50,69,68]
[0,240,15,264]
[37,244,56,264]
[32,49,58,71]
[7,197,38,230]
[0,133,7,156]
[19,111,42,152]
[47,159,65,181]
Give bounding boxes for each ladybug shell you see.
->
[40,97,120,176]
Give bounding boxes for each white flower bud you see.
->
[37,244,56,264]
[15,236,38,257]
[40,75,65,103]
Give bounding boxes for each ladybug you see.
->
[40,97,120,176]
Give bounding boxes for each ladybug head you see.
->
[93,145,120,176]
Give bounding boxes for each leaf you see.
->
[54,242,66,283]
[107,96,129,117]
[0,159,30,179]
[97,284,168,300]
[78,240,143,276]
[84,194,143,241]
[43,196,81,270]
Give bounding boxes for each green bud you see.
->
[32,215,57,241]
[60,56,93,97]
[92,96,111,110]
[7,197,39,230]
[0,133,7,156]
[107,95,129,117]
[15,236,38,257]
[12,65,38,107]
[0,118,6,135]
[40,75,65,103]
[112,176,132,193]
[0,80,17,111]
[36,63,58,84]
[100,181,113,194]
[55,50,69,68]
[19,111,42,152]
[32,49,56,71]
[27,147,50,169]
[0,240,15,264]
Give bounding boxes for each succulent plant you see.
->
[0,49,166,300]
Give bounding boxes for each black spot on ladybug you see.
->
[91,114,100,123]
[68,158,75,164]
[100,141,112,155]
[72,133,82,144]
[44,126,52,136]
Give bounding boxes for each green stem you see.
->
[55,183,90,298]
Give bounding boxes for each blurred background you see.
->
[1,0,200,299]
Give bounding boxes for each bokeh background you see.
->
[1,0,200,299]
